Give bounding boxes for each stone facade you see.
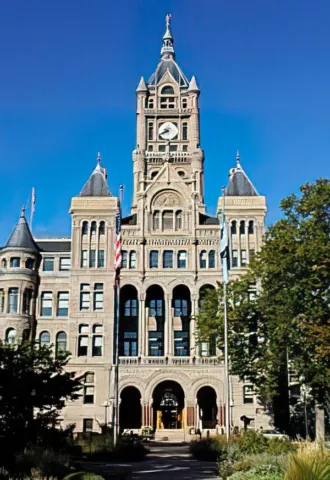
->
[0,16,270,436]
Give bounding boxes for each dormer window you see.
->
[161,86,174,95]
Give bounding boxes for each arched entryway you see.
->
[119,386,142,431]
[153,380,185,430]
[197,386,217,429]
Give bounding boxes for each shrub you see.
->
[63,472,104,480]
[285,442,330,480]
[236,430,268,455]
[112,439,149,462]
[267,438,296,455]
[189,438,226,461]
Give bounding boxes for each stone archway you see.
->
[119,386,142,432]
[197,386,217,429]
[152,380,185,430]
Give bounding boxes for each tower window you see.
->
[160,97,176,109]
[82,221,88,235]
[10,257,20,268]
[248,220,254,234]
[148,145,154,152]
[182,98,188,109]
[148,122,154,141]
[148,98,154,109]
[8,288,19,313]
[231,221,237,235]
[163,251,173,268]
[150,251,158,269]
[240,221,245,235]
[25,258,35,269]
[175,211,183,231]
[159,145,166,152]
[200,251,207,269]
[162,211,173,230]
[209,250,216,268]
[161,85,174,95]
[182,122,188,141]
[1,259,7,268]
[177,251,187,269]
[23,289,32,315]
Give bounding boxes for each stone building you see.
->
[0,16,268,439]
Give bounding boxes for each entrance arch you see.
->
[197,386,217,429]
[119,386,142,431]
[153,380,185,430]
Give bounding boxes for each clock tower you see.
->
[132,14,205,220]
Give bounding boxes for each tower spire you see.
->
[161,13,175,59]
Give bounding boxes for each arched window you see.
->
[240,221,245,235]
[25,258,35,269]
[6,328,16,345]
[209,250,215,268]
[248,220,254,234]
[231,221,237,235]
[40,331,51,347]
[99,221,105,235]
[10,257,20,268]
[150,251,158,269]
[182,122,188,141]
[182,98,188,109]
[23,289,32,315]
[163,211,173,230]
[148,122,154,141]
[1,258,7,268]
[82,221,88,235]
[122,251,128,269]
[175,211,183,231]
[200,250,207,269]
[90,221,97,235]
[129,251,136,269]
[153,211,160,230]
[161,85,174,95]
[56,332,67,357]
[92,325,103,357]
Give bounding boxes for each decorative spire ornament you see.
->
[161,13,175,58]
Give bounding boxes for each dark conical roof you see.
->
[226,152,258,197]
[80,163,112,197]
[148,58,189,87]
[5,208,40,251]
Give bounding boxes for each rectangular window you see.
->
[8,288,19,313]
[94,284,104,310]
[80,284,90,311]
[159,145,166,152]
[200,342,210,357]
[23,289,32,315]
[43,257,54,272]
[182,145,188,152]
[97,250,105,268]
[41,292,52,316]
[232,250,238,268]
[89,250,96,268]
[148,122,154,141]
[241,250,247,267]
[81,250,88,268]
[78,336,88,356]
[124,299,138,317]
[10,257,20,268]
[123,332,137,357]
[149,299,162,317]
[182,123,188,140]
[150,251,158,269]
[177,251,187,269]
[122,251,128,269]
[59,257,71,271]
[169,144,177,151]
[174,299,188,317]
[57,292,69,317]
[83,419,93,433]
[163,211,173,230]
[243,385,254,404]
[84,386,95,404]
[163,250,173,268]
[92,336,103,356]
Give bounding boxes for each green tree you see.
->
[196,179,330,433]
[0,342,81,467]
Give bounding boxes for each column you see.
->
[190,295,198,355]
[165,294,172,356]
[186,401,195,427]
[138,295,145,356]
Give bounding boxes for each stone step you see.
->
[154,429,186,443]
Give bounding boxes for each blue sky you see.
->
[1,0,329,244]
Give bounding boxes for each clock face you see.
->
[158,121,178,140]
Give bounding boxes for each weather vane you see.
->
[166,13,171,29]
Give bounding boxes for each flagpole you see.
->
[221,186,231,441]
[29,187,36,232]
[113,185,124,446]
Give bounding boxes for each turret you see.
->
[0,207,41,343]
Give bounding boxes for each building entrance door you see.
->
[153,381,185,430]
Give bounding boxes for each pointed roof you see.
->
[5,207,40,251]
[79,154,112,197]
[148,14,189,88]
[188,75,200,93]
[136,76,147,92]
[226,151,259,196]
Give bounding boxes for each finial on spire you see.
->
[97,152,101,164]
[20,205,26,218]
[236,150,241,169]
[161,13,175,58]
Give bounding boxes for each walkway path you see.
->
[131,443,220,480]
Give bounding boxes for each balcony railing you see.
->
[118,356,222,366]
